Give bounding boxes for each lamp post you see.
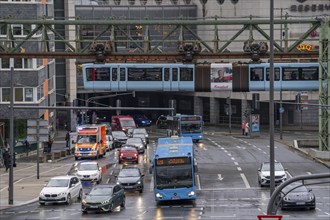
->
[9,66,14,205]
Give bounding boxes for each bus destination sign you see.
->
[181,116,200,121]
[156,157,191,166]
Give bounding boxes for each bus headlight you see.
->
[187,191,195,196]
[155,193,163,199]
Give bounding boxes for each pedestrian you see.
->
[47,135,53,153]
[241,120,246,135]
[245,122,250,136]
[65,131,70,148]
[3,148,10,172]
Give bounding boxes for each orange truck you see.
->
[74,124,107,160]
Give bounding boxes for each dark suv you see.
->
[156,115,168,129]
[116,167,144,193]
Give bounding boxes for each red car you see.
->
[118,146,139,164]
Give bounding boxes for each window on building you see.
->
[1,58,10,69]
[15,88,24,102]
[14,58,23,69]
[1,88,10,102]
[25,88,33,102]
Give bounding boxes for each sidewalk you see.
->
[0,126,329,210]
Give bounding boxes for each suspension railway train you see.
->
[82,62,319,92]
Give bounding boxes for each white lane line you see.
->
[307,172,312,175]
[234,161,239,166]
[150,175,154,192]
[286,171,293,178]
[240,173,251,188]
[231,157,235,161]
[0,164,36,177]
[237,167,242,171]
[197,174,201,190]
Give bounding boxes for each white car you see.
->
[258,162,287,187]
[132,128,149,143]
[75,161,102,184]
[106,135,114,151]
[39,176,82,205]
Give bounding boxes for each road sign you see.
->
[257,215,282,220]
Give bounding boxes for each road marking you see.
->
[240,173,251,188]
[307,171,312,175]
[150,175,154,192]
[234,161,239,165]
[286,171,293,178]
[218,174,224,181]
[231,157,235,161]
[237,167,242,171]
[197,174,201,190]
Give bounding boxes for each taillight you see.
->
[120,153,123,158]
[134,153,137,157]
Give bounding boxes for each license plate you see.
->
[296,202,305,205]
[126,157,132,159]
[89,205,98,208]
[125,186,134,188]
[172,197,180,200]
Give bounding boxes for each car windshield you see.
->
[283,183,308,193]
[90,187,112,195]
[79,163,98,171]
[121,147,137,152]
[77,135,97,144]
[133,129,147,134]
[112,132,127,138]
[120,120,135,127]
[119,169,140,177]
[46,179,69,187]
[126,138,142,145]
[262,163,284,171]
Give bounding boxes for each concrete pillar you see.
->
[193,96,203,116]
[210,97,219,125]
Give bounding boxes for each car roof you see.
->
[79,161,98,165]
[51,176,75,180]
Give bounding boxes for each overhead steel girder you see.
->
[319,17,330,152]
[0,18,323,59]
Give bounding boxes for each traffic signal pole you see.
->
[9,67,14,205]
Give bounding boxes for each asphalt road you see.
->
[0,127,329,220]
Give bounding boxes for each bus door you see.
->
[118,67,127,91]
[171,67,179,91]
[163,68,171,91]
[110,67,119,92]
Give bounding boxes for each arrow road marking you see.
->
[218,174,224,181]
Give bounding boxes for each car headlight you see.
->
[40,192,44,196]
[81,199,87,205]
[116,181,120,185]
[102,199,110,204]
[137,181,141,184]
[59,191,67,196]
[187,191,195,196]
[155,193,163,198]
[308,194,314,201]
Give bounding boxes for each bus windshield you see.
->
[155,162,193,189]
[181,122,202,134]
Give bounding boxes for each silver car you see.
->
[258,162,287,187]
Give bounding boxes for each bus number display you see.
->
[156,157,190,166]
[181,116,200,121]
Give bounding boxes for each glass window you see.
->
[25,88,33,102]
[282,68,299,81]
[112,68,117,81]
[120,68,126,81]
[172,68,178,81]
[250,68,264,81]
[266,68,280,81]
[164,68,169,81]
[0,24,7,35]
[180,67,193,81]
[23,24,31,35]
[301,67,318,80]
[14,58,23,69]
[86,68,94,81]
[15,88,24,102]
[1,58,10,69]
[13,25,22,36]
[2,88,10,102]
[95,68,110,81]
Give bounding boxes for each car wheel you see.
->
[78,189,83,201]
[39,201,45,206]
[97,176,102,184]
[82,210,87,214]
[66,194,72,205]
[109,203,114,212]
[75,157,78,160]
[139,189,143,193]
[120,197,125,208]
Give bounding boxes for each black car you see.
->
[277,182,316,210]
[81,184,125,214]
[156,115,168,129]
[111,131,128,149]
[116,167,144,193]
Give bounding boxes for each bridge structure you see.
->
[0,16,329,151]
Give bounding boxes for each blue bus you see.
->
[152,136,196,202]
[166,114,203,142]
[232,62,319,92]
